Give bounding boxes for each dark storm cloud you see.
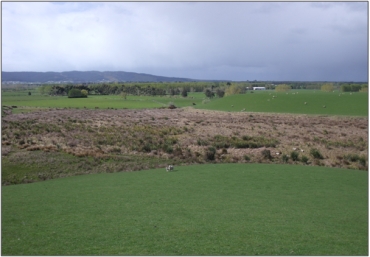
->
[2,2,368,81]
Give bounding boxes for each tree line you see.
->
[34,81,368,98]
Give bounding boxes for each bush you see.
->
[141,144,152,152]
[181,89,188,97]
[290,151,299,161]
[282,154,289,163]
[244,155,250,161]
[197,139,208,146]
[321,83,334,92]
[168,102,177,109]
[216,89,225,98]
[205,89,215,98]
[344,154,367,167]
[275,84,291,92]
[358,157,367,167]
[225,85,242,96]
[310,148,324,159]
[205,147,216,161]
[163,145,173,154]
[81,89,88,97]
[301,155,309,164]
[68,89,87,98]
[261,149,272,160]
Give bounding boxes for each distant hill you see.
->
[1,71,196,83]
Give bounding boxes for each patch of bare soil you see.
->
[2,107,368,183]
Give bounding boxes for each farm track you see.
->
[1,107,368,185]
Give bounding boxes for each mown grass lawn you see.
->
[2,163,367,255]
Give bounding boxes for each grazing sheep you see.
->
[166,165,174,172]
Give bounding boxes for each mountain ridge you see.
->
[1,71,198,83]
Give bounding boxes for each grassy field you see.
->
[1,90,205,111]
[2,163,367,255]
[2,89,368,116]
[1,88,368,255]
[196,90,368,116]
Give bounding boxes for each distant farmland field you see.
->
[2,163,367,255]
[2,89,368,116]
[196,90,368,116]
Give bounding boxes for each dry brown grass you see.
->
[2,108,368,177]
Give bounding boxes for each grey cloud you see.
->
[2,2,368,81]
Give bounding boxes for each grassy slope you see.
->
[196,90,368,116]
[2,163,367,255]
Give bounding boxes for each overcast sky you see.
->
[2,2,368,81]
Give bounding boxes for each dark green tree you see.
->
[205,89,215,98]
[68,89,87,98]
[216,89,225,98]
[181,89,188,97]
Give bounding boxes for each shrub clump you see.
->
[205,147,216,161]
[290,151,299,161]
[301,155,309,164]
[275,84,291,92]
[321,83,335,92]
[282,154,289,163]
[68,89,87,98]
[261,149,272,160]
[344,154,367,167]
[310,148,324,159]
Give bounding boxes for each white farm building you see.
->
[253,87,266,90]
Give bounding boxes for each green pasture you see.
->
[1,89,368,116]
[196,90,368,116]
[2,163,367,255]
[1,90,205,111]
